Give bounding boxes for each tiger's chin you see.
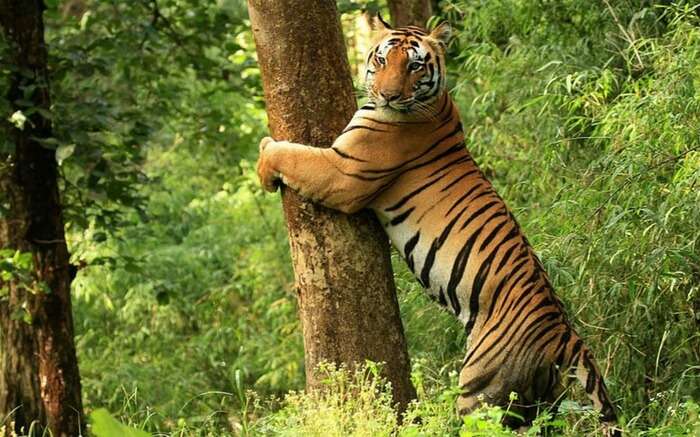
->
[389,104,413,113]
[375,101,415,114]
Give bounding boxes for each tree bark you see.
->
[247,0,416,412]
[388,0,433,27]
[0,1,84,436]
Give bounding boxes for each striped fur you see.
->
[257,20,620,435]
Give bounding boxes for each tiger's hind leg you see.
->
[555,330,621,436]
[457,360,566,432]
[457,363,499,414]
[456,364,532,428]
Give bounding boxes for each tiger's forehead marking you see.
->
[375,33,428,62]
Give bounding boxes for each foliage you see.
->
[256,362,400,436]
[3,0,696,435]
[255,362,465,436]
[91,408,150,437]
[245,363,700,436]
[41,0,260,237]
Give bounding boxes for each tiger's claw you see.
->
[257,136,281,192]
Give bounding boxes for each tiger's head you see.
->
[364,15,451,113]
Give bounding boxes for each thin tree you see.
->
[247,1,416,412]
[0,1,84,436]
[388,0,433,27]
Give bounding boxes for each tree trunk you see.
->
[0,1,84,436]
[388,0,433,27]
[247,0,416,412]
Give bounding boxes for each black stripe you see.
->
[416,189,453,224]
[404,26,427,34]
[404,232,420,271]
[438,95,451,116]
[389,207,415,226]
[493,237,520,275]
[342,124,388,134]
[431,112,455,133]
[357,115,426,126]
[570,338,583,363]
[440,167,478,193]
[426,153,470,179]
[463,218,511,337]
[490,306,560,366]
[435,55,442,90]
[384,153,464,212]
[399,142,465,177]
[478,216,509,252]
[445,182,486,216]
[384,152,469,213]
[460,367,499,395]
[419,210,466,288]
[524,327,562,369]
[484,252,526,321]
[345,176,396,205]
[437,286,448,306]
[404,232,420,259]
[464,258,493,338]
[583,352,596,393]
[466,265,532,364]
[489,256,534,318]
[486,263,527,320]
[332,147,368,163]
[470,275,540,350]
[360,124,463,174]
[511,308,561,359]
[445,226,488,317]
[336,169,384,181]
[464,290,548,367]
[555,329,572,367]
[499,270,542,316]
[337,150,469,182]
[385,176,441,212]
[459,200,500,231]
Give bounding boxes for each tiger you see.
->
[256,15,621,435]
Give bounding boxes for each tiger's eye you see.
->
[376,56,386,66]
[408,62,423,72]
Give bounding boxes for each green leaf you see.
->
[35,107,53,120]
[10,307,32,325]
[13,251,33,270]
[55,144,76,166]
[90,409,150,437]
[155,290,170,305]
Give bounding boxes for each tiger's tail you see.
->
[560,330,621,436]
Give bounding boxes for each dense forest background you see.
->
[1,0,699,435]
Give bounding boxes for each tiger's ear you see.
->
[369,12,392,32]
[429,21,452,46]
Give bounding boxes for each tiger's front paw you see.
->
[257,136,281,192]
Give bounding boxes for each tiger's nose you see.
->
[380,91,401,102]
